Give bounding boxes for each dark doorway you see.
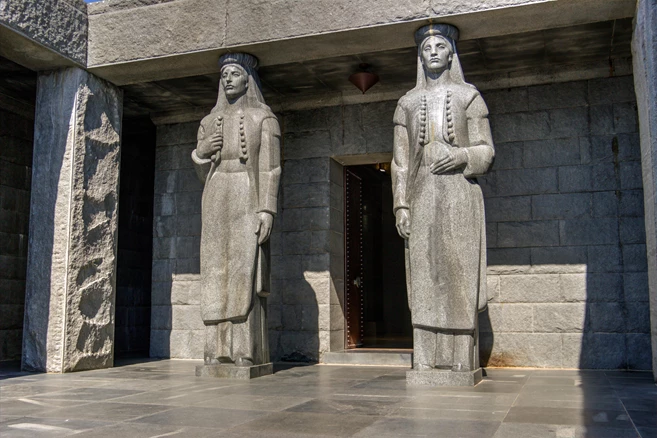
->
[344,164,412,349]
[114,117,156,358]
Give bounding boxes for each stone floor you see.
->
[1,359,656,437]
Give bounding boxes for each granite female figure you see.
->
[392,24,495,375]
[192,53,281,368]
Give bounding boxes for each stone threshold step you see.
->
[321,349,412,366]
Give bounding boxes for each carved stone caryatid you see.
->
[192,53,281,379]
[392,24,495,386]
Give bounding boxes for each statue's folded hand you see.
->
[430,147,468,174]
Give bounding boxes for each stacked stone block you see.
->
[151,122,204,358]
[480,76,650,369]
[0,108,33,361]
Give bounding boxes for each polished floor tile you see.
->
[1,359,655,438]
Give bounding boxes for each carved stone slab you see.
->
[406,368,483,387]
[195,363,273,380]
[22,68,122,373]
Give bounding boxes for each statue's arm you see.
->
[257,116,282,215]
[391,103,410,214]
[191,124,212,183]
[463,93,495,178]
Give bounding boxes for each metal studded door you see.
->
[345,168,364,348]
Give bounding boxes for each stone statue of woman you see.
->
[192,53,281,377]
[392,24,494,385]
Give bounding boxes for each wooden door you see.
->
[345,168,364,348]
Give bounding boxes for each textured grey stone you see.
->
[491,111,550,143]
[577,333,626,369]
[533,303,586,333]
[592,191,619,217]
[487,303,532,332]
[527,81,588,111]
[613,102,638,133]
[590,105,615,135]
[559,218,619,245]
[486,333,562,367]
[626,302,650,334]
[589,303,626,333]
[587,273,623,302]
[632,0,657,378]
[530,246,587,265]
[490,141,523,170]
[283,158,330,185]
[482,88,528,114]
[407,368,482,387]
[620,217,646,244]
[497,221,559,248]
[195,362,273,379]
[523,137,580,168]
[624,272,649,302]
[485,196,531,222]
[495,168,558,196]
[626,333,652,370]
[547,107,589,138]
[283,183,330,209]
[284,131,332,160]
[0,0,87,66]
[622,244,648,272]
[532,193,591,220]
[499,274,561,303]
[587,245,622,273]
[487,248,531,265]
[191,54,281,369]
[22,68,122,373]
[589,76,636,105]
[620,161,643,189]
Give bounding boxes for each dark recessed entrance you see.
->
[344,164,412,349]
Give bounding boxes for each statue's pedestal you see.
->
[195,363,273,380]
[406,368,483,386]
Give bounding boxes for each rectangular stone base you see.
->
[195,363,273,379]
[406,368,483,386]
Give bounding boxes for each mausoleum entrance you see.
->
[344,164,412,350]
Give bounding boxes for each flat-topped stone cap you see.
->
[414,23,460,45]
[220,53,259,70]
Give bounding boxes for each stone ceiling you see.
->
[0,18,633,120]
[122,18,632,118]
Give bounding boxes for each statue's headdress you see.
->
[413,23,467,88]
[214,52,268,111]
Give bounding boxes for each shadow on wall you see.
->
[477,78,651,373]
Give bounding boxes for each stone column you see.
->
[632,0,657,381]
[22,68,123,373]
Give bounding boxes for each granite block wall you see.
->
[151,76,651,369]
[0,107,33,361]
[480,76,650,370]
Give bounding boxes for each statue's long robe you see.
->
[192,107,281,324]
[392,84,494,331]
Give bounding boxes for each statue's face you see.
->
[421,36,453,73]
[221,65,248,99]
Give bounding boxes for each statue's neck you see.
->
[424,68,450,89]
[224,94,248,111]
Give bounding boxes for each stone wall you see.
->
[480,76,650,369]
[151,75,651,369]
[0,107,33,362]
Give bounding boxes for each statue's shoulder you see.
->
[247,106,278,123]
[200,111,218,127]
[451,83,481,103]
[397,90,422,109]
